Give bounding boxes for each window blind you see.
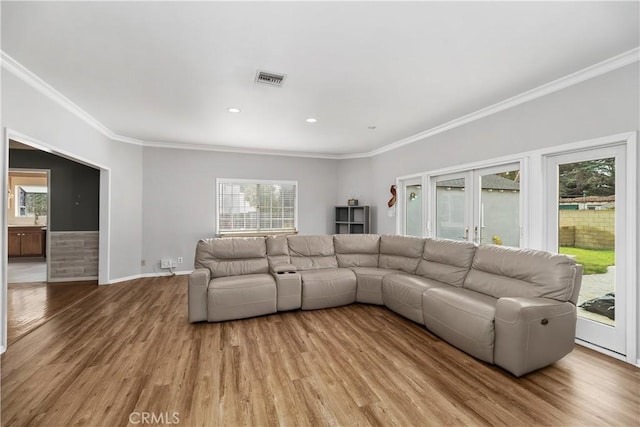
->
[217,180,297,233]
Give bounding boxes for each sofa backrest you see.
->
[334,234,380,268]
[287,235,338,270]
[464,245,578,302]
[266,235,290,270]
[194,237,268,278]
[416,238,476,287]
[378,235,425,274]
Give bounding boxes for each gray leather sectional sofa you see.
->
[189,234,583,376]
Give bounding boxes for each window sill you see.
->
[216,230,299,238]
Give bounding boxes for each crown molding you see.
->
[364,47,640,158]
[2,47,638,159]
[0,51,144,146]
[142,139,345,159]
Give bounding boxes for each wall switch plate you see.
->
[177,257,183,264]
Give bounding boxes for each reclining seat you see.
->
[334,234,394,305]
[380,235,430,324]
[423,244,582,376]
[287,235,356,310]
[190,237,276,322]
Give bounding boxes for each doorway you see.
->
[545,144,628,355]
[7,169,49,284]
[2,131,110,352]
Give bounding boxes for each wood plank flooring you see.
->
[1,275,639,426]
[6,281,98,346]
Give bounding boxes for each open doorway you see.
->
[4,138,103,347]
[7,168,49,284]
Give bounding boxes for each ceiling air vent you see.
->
[255,70,286,87]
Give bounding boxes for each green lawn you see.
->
[559,247,615,275]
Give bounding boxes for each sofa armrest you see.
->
[270,264,298,274]
[188,268,210,323]
[494,297,576,377]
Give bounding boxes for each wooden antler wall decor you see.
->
[387,185,397,208]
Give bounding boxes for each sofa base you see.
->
[300,268,357,310]
[207,274,277,322]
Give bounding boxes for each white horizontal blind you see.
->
[218,180,297,233]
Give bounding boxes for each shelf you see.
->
[335,205,370,234]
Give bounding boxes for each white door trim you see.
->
[1,128,112,353]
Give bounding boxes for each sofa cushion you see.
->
[378,235,425,274]
[422,287,497,363]
[464,245,577,302]
[207,273,276,322]
[195,238,268,278]
[382,273,447,325]
[334,234,380,268]
[288,235,338,270]
[299,268,356,310]
[266,235,291,270]
[350,267,400,305]
[416,238,476,287]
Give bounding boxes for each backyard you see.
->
[559,247,615,274]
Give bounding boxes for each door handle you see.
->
[459,226,469,240]
[474,226,479,244]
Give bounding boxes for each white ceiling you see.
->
[2,1,639,156]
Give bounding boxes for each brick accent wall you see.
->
[49,231,99,281]
[558,210,615,249]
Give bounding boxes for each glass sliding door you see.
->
[546,145,627,355]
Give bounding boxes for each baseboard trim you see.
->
[575,339,626,363]
[48,276,98,283]
[106,270,192,285]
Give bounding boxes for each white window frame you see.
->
[215,178,298,235]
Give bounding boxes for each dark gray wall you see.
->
[9,146,100,232]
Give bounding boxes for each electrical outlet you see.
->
[160,259,171,269]
[141,259,146,267]
[177,257,183,264]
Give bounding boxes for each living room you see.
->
[1,1,639,426]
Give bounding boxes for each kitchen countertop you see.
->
[8,225,47,229]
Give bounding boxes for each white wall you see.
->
[335,157,374,229]
[1,70,143,281]
[141,147,338,274]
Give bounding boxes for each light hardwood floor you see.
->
[1,276,638,426]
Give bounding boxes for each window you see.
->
[217,179,297,234]
[15,185,48,218]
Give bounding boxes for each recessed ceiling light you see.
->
[227,107,241,113]
[305,118,317,123]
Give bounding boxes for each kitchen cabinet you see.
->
[8,227,46,257]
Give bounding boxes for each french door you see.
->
[545,145,627,355]
[430,162,522,247]
[399,177,424,236]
